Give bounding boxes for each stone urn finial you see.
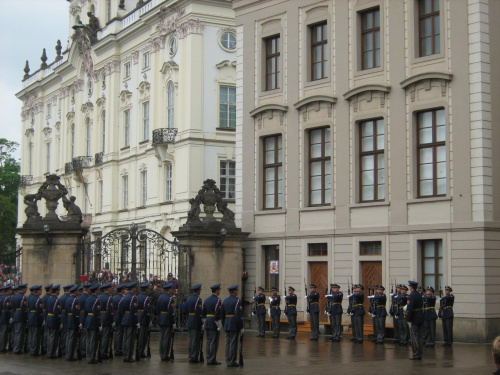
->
[55,40,63,61]
[37,174,68,222]
[40,48,48,69]
[23,60,30,80]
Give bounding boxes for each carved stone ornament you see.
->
[157,6,204,40]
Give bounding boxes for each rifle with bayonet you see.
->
[304,279,310,314]
[198,327,204,363]
[238,326,244,366]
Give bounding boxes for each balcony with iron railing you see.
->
[152,128,178,145]
[18,175,34,186]
[95,152,103,165]
[65,162,73,174]
[72,156,93,170]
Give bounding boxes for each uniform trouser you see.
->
[65,328,77,360]
[188,328,200,361]
[392,316,400,342]
[409,322,424,358]
[374,315,386,342]
[257,314,265,335]
[100,326,112,357]
[398,317,409,344]
[329,314,341,340]
[206,329,219,364]
[122,326,136,361]
[423,319,436,345]
[159,326,172,360]
[271,314,280,337]
[80,328,87,356]
[0,324,9,351]
[13,322,26,353]
[86,329,98,363]
[114,325,123,354]
[59,326,66,356]
[352,315,364,341]
[287,314,297,338]
[42,322,48,353]
[138,325,148,355]
[442,318,453,344]
[224,331,238,365]
[28,326,41,355]
[310,312,319,339]
[46,327,58,357]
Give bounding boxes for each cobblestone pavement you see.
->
[0,331,494,375]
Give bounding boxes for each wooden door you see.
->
[310,262,328,322]
[361,261,382,314]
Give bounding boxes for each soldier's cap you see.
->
[116,284,126,290]
[190,283,202,291]
[100,282,112,290]
[210,283,221,290]
[0,285,11,291]
[408,280,419,288]
[271,287,278,291]
[126,282,137,289]
[140,281,150,289]
[51,284,61,291]
[78,286,84,291]
[354,284,364,291]
[44,283,53,290]
[288,286,295,291]
[426,286,435,293]
[83,283,92,288]
[400,285,408,291]
[12,285,19,291]
[376,285,385,291]
[18,283,28,289]
[310,284,317,288]
[257,286,264,291]
[396,284,402,289]
[162,282,173,289]
[89,284,100,291]
[30,285,42,291]
[330,283,340,288]
[69,285,79,293]
[444,285,453,292]
[228,284,239,291]
[63,284,74,290]
[168,272,173,277]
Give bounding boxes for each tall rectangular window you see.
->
[417,108,446,197]
[164,163,172,202]
[309,243,328,256]
[264,245,279,292]
[98,180,103,213]
[361,8,380,70]
[309,127,331,206]
[71,124,75,159]
[124,109,130,147]
[107,0,112,22]
[86,118,91,157]
[142,101,150,141]
[167,82,175,129]
[219,86,236,128]
[419,0,440,56]
[360,241,382,255]
[421,239,443,291]
[220,161,236,199]
[360,119,385,202]
[124,62,131,78]
[46,142,51,173]
[141,171,147,206]
[29,142,33,175]
[122,175,128,209]
[311,22,328,80]
[265,35,281,91]
[143,52,150,69]
[263,135,282,209]
[102,110,106,153]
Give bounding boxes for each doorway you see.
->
[361,261,382,314]
[310,262,328,322]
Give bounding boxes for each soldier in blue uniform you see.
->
[65,285,80,361]
[79,283,92,357]
[269,287,281,338]
[137,281,151,358]
[59,284,73,357]
[397,285,409,345]
[120,281,138,362]
[439,285,455,347]
[306,284,320,341]
[326,283,343,342]
[112,283,126,356]
[348,284,365,344]
[422,286,437,347]
[27,285,43,356]
[221,284,243,367]
[11,283,28,354]
[371,285,387,344]
[0,285,12,352]
[186,283,203,363]
[389,284,401,344]
[252,286,266,337]
[157,282,175,361]
[41,283,52,355]
[85,284,101,364]
[203,283,222,365]
[98,282,113,359]
[45,284,61,359]
[284,286,297,340]
[407,280,424,360]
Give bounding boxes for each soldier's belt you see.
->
[257,304,265,306]
[189,313,195,316]
[125,311,130,314]
[15,308,21,311]
[310,302,319,305]
[160,311,169,314]
[425,307,435,310]
[226,314,235,317]
[412,308,422,311]
[354,304,363,306]
[100,311,107,314]
[88,313,94,316]
[138,309,144,312]
[48,313,54,316]
[62,309,65,312]
[272,306,280,308]
[68,313,73,316]
[30,310,36,312]
[206,314,215,317]
[287,304,296,307]
[444,306,452,309]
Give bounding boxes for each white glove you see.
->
[173,323,177,329]
[112,322,116,328]
[201,324,205,330]
[79,323,82,329]
[216,321,222,332]
[9,318,13,324]
[136,323,140,329]
[99,326,103,332]
[42,321,45,327]
[251,311,255,316]
[60,324,63,330]
[240,328,245,335]
[269,297,272,303]
[268,309,271,316]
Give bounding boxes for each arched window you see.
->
[167,81,175,129]
[71,123,75,159]
[102,110,106,153]
[106,0,112,22]
[86,118,91,156]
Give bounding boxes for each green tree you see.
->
[0,138,20,261]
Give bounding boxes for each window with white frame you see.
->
[124,62,131,79]
[86,117,91,156]
[98,180,103,213]
[124,109,130,147]
[101,110,106,153]
[167,81,175,128]
[263,134,283,209]
[46,142,51,173]
[360,118,385,202]
[142,101,150,141]
[143,52,150,69]
[165,163,172,202]
[219,86,236,128]
[71,123,75,159]
[141,170,147,206]
[220,161,235,199]
[122,175,128,209]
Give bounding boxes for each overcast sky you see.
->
[0,0,69,160]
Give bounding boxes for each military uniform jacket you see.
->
[307,291,320,314]
[65,295,80,329]
[221,294,243,332]
[79,293,89,326]
[97,292,114,326]
[373,294,387,317]
[389,293,398,317]
[284,294,297,316]
[270,294,281,316]
[27,294,43,326]
[84,295,101,330]
[11,292,28,322]
[422,295,437,321]
[397,294,408,318]
[45,295,61,328]
[136,292,151,326]
[156,293,174,327]
[439,295,454,319]
[348,293,365,316]
[112,293,124,325]
[202,294,221,330]
[406,291,424,324]
[59,292,70,327]
[326,292,343,315]
[119,292,137,326]
[253,294,266,315]
[186,294,203,329]
[41,292,51,321]
[0,295,11,324]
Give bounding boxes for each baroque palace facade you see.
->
[16,0,236,277]
[234,0,500,342]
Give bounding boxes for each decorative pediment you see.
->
[81,101,94,116]
[160,60,179,75]
[157,6,204,39]
[343,84,391,101]
[216,60,236,69]
[294,95,337,120]
[138,81,151,95]
[42,126,52,142]
[400,72,453,102]
[96,96,106,107]
[343,84,391,112]
[120,90,132,105]
[66,111,75,120]
[250,103,288,127]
